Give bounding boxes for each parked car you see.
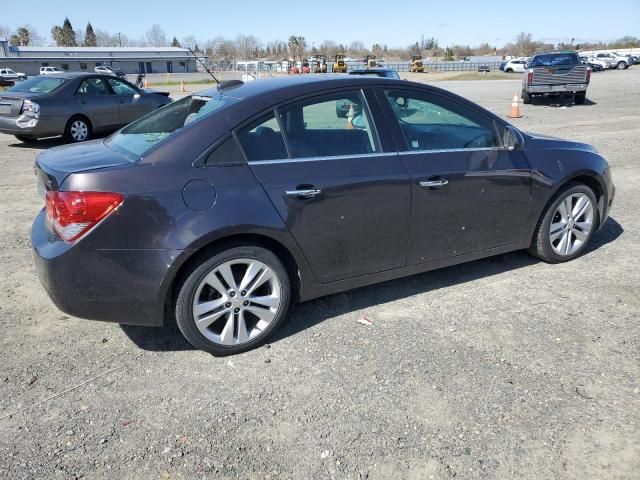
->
[31,76,615,355]
[94,65,126,79]
[579,56,605,72]
[503,59,528,73]
[0,72,172,142]
[348,68,400,79]
[40,66,64,75]
[522,52,590,104]
[0,68,27,81]
[0,75,15,87]
[594,52,631,70]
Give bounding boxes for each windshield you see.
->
[7,76,66,94]
[105,93,239,157]
[530,53,579,67]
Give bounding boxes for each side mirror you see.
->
[503,126,524,151]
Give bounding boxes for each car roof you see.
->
[197,75,410,102]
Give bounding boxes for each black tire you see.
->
[574,92,586,105]
[616,61,627,70]
[14,134,36,143]
[521,89,532,105]
[64,115,92,143]
[175,245,291,355]
[528,182,598,263]
[505,68,513,73]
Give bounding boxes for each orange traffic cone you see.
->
[508,93,522,118]
[180,81,186,92]
[143,78,148,88]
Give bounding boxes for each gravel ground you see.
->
[0,69,638,480]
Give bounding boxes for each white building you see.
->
[0,39,199,76]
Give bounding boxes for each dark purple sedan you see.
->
[32,75,615,355]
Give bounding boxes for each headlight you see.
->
[22,99,40,115]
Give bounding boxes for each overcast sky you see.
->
[3,0,639,47]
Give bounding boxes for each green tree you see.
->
[84,22,97,47]
[10,27,31,46]
[171,36,181,47]
[287,35,306,61]
[51,17,77,46]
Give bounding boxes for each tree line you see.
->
[1,20,638,61]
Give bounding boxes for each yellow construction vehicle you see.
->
[333,54,347,73]
[365,55,377,68]
[314,55,328,73]
[410,55,424,73]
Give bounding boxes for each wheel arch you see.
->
[539,171,606,230]
[161,232,304,326]
[65,113,93,134]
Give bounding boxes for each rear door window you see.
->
[278,90,380,159]
[236,112,288,162]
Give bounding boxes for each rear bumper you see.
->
[0,115,67,137]
[527,83,588,94]
[31,210,181,327]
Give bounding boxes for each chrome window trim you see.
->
[398,147,505,155]
[247,151,398,166]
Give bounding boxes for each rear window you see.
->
[6,76,65,94]
[105,93,238,157]
[530,53,579,67]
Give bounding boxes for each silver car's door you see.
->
[74,77,119,129]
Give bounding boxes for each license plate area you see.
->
[0,104,11,115]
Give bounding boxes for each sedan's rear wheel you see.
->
[175,246,291,355]
[529,183,598,263]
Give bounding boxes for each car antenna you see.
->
[186,46,219,84]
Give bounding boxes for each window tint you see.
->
[279,90,380,159]
[76,78,110,96]
[107,78,138,95]
[383,89,499,151]
[6,76,65,94]
[237,112,287,161]
[205,136,245,166]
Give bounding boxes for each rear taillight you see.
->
[45,191,123,242]
[586,68,591,82]
[527,69,533,84]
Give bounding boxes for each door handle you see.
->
[285,188,322,199]
[419,179,449,188]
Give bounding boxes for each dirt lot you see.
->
[0,69,638,480]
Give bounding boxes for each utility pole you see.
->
[118,32,121,47]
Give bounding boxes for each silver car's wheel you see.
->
[548,192,595,256]
[70,120,89,142]
[191,258,282,346]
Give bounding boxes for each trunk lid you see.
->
[0,92,39,117]
[35,139,134,191]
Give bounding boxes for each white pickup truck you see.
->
[0,68,27,81]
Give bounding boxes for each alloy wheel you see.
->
[548,192,594,256]
[70,120,89,141]
[192,259,282,346]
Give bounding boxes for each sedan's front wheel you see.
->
[175,246,291,355]
[64,116,91,143]
[529,183,598,263]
